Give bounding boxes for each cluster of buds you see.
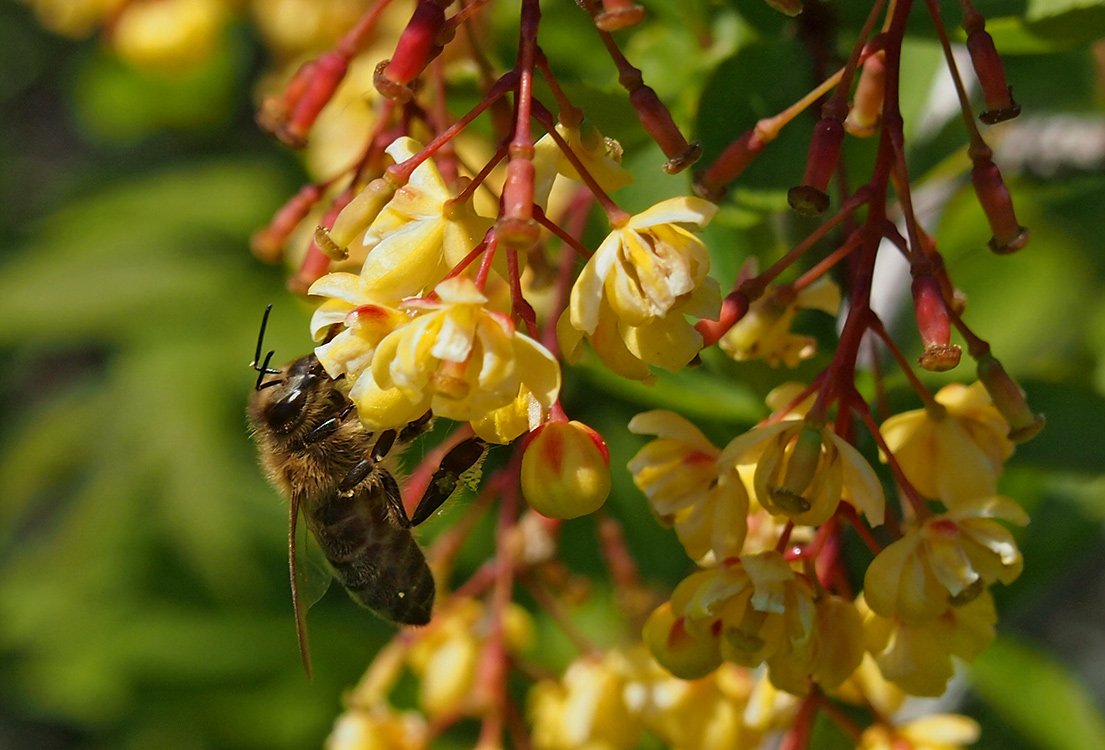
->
[239,0,1041,747]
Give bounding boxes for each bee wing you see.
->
[288,491,333,679]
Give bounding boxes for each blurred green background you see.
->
[2,1,1105,748]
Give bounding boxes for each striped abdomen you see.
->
[307,484,434,625]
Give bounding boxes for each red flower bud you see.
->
[376,0,450,102]
[251,182,325,263]
[912,273,961,371]
[694,129,769,200]
[845,50,886,138]
[964,10,1021,125]
[789,102,846,216]
[970,144,1029,254]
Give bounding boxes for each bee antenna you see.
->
[251,304,282,391]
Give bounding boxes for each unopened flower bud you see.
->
[376,0,450,102]
[964,10,1021,124]
[912,273,961,372]
[251,182,324,263]
[976,354,1044,442]
[845,49,886,138]
[789,101,846,216]
[643,601,722,679]
[316,178,396,259]
[970,144,1029,254]
[622,70,700,173]
[521,420,611,519]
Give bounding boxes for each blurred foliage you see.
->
[2,1,1105,749]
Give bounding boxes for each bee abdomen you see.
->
[311,493,435,626]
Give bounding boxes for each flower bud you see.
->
[376,0,450,102]
[970,144,1029,254]
[622,69,700,173]
[845,49,886,138]
[964,10,1021,124]
[789,101,846,216]
[911,273,961,372]
[975,354,1044,442]
[316,178,396,259]
[521,420,611,519]
[694,128,770,200]
[643,601,722,679]
[251,182,325,263]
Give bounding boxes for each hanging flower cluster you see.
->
[85,0,1043,745]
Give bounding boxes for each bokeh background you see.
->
[2,1,1105,748]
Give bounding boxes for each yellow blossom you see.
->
[864,496,1027,623]
[880,382,1014,507]
[521,420,611,519]
[832,654,907,717]
[766,593,865,694]
[561,197,721,380]
[350,277,559,434]
[629,410,749,562]
[721,419,886,527]
[858,714,981,750]
[719,277,841,367]
[309,272,408,378]
[859,591,997,697]
[532,122,632,209]
[529,649,644,750]
[665,553,820,686]
[407,598,534,719]
[111,0,225,71]
[355,137,494,299]
[325,706,428,750]
[640,664,765,750]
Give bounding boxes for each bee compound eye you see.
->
[267,385,309,432]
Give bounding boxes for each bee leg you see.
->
[379,470,411,528]
[398,411,434,443]
[409,437,487,526]
[302,402,356,445]
[337,428,398,495]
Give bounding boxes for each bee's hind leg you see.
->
[409,437,487,526]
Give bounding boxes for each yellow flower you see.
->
[561,197,721,379]
[532,123,632,209]
[880,382,1014,507]
[406,598,534,719]
[353,277,560,434]
[719,277,841,367]
[643,600,723,680]
[521,420,611,519]
[641,664,764,750]
[722,420,886,527]
[112,0,225,71]
[308,272,408,381]
[356,137,494,299]
[858,714,981,750]
[832,653,907,718]
[529,650,644,750]
[863,496,1027,623]
[859,591,997,697]
[325,706,428,750]
[765,593,865,695]
[667,553,817,681]
[629,410,749,562]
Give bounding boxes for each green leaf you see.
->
[1026,0,1105,45]
[971,637,1105,750]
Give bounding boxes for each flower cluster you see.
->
[219,0,1045,747]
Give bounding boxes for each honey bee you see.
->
[247,307,485,676]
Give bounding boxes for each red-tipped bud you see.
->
[694,129,769,200]
[911,273,961,371]
[976,353,1045,442]
[316,178,396,260]
[594,0,645,31]
[259,53,349,148]
[970,144,1029,254]
[376,0,449,102]
[521,421,611,519]
[845,50,886,137]
[251,183,325,263]
[964,10,1021,124]
[643,602,722,680]
[789,103,846,216]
